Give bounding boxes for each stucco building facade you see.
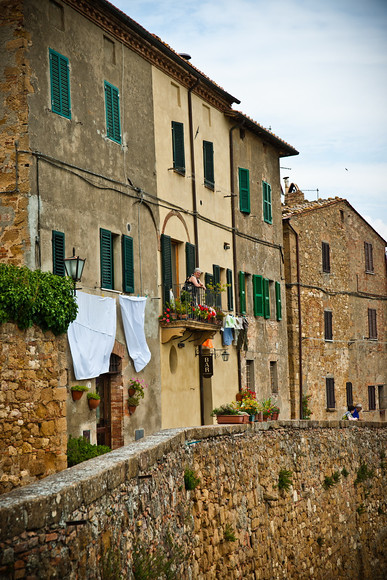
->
[1,0,298,490]
[283,185,387,421]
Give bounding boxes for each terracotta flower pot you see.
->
[256,412,263,422]
[128,388,136,397]
[271,412,279,420]
[235,393,243,402]
[88,398,100,410]
[216,415,248,424]
[71,390,84,401]
[128,405,137,415]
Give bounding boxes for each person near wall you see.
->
[342,405,357,420]
[183,267,206,304]
[352,403,362,420]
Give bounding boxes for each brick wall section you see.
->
[0,422,385,579]
[0,324,68,493]
[0,0,32,264]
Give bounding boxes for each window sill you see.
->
[172,168,185,176]
[365,270,375,275]
[204,183,214,191]
[326,408,336,412]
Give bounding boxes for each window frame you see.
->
[262,181,272,224]
[326,377,335,409]
[275,281,282,321]
[324,310,333,341]
[346,382,353,408]
[322,242,330,273]
[368,385,376,410]
[368,308,377,339]
[364,242,374,273]
[49,48,71,119]
[52,230,65,276]
[104,80,121,143]
[239,271,246,315]
[203,140,214,190]
[122,234,134,293]
[100,228,114,290]
[238,167,250,214]
[171,121,185,175]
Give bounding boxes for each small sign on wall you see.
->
[200,354,213,377]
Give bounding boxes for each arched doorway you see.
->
[96,350,124,449]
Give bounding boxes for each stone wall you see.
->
[0,324,67,494]
[0,421,386,579]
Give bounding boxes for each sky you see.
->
[109,0,387,240]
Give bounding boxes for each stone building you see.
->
[0,0,297,489]
[283,184,387,421]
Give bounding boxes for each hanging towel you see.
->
[222,327,234,346]
[67,291,116,380]
[119,295,151,372]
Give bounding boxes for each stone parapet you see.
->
[0,422,386,578]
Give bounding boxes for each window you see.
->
[238,168,250,213]
[368,385,376,410]
[246,360,255,391]
[100,228,114,289]
[322,242,330,273]
[171,121,185,174]
[275,282,282,321]
[104,81,121,143]
[326,378,335,409]
[185,242,196,279]
[364,242,374,273]
[253,275,263,317]
[122,235,134,293]
[346,382,353,408]
[205,272,214,307]
[239,271,246,314]
[52,230,65,276]
[324,310,333,341]
[378,385,386,410]
[368,308,377,339]
[203,140,214,189]
[262,181,272,224]
[226,268,233,311]
[263,278,270,318]
[161,234,172,304]
[213,264,222,308]
[270,361,278,393]
[49,49,71,118]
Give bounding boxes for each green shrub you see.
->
[87,392,101,400]
[184,468,200,491]
[71,385,88,392]
[0,264,77,334]
[323,476,335,490]
[223,523,236,542]
[332,470,341,483]
[354,462,374,486]
[67,436,110,467]
[341,467,349,478]
[278,469,293,491]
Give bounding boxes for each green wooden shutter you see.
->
[263,182,272,224]
[253,274,263,317]
[205,272,214,306]
[213,264,221,308]
[185,242,196,278]
[104,81,121,143]
[161,234,172,304]
[238,168,250,213]
[263,278,270,318]
[100,228,114,289]
[226,268,233,310]
[275,281,282,321]
[203,141,214,189]
[52,230,65,276]
[172,121,185,174]
[122,235,134,293]
[49,49,71,118]
[239,271,246,315]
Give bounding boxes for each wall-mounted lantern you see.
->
[64,248,86,291]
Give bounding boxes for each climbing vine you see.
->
[0,264,77,335]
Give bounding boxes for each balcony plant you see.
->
[259,397,276,421]
[87,391,100,410]
[239,396,260,421]
[70,385,88,401]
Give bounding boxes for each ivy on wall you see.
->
[0,264,78,335]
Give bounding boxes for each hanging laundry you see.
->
[68,291,116,380]
[222,327,234,346]
[119,295,151,372]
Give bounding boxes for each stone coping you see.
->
[0,420,385,541]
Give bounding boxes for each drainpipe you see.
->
[287,220,303,418]
[188,78,200,263]
[229,122,244,391]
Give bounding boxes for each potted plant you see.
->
[211,403,249,424]
[271,405,280,420]
[128,395,141,415]
[70,385,88,401]
[239,396,260,422]
[259,398,275,421]
[87,392,100,410]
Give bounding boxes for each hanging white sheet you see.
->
[119,295,151,372]
[67,291,116,380]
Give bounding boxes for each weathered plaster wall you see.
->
[0,324,67,494]
[0,422,385,579]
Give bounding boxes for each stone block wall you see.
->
[0,421,386,579]
[0,324,67,494]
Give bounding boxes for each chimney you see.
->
[284,182,305,207]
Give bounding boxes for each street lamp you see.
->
[64,248,86,291]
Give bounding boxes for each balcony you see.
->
[159,285,224,344]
